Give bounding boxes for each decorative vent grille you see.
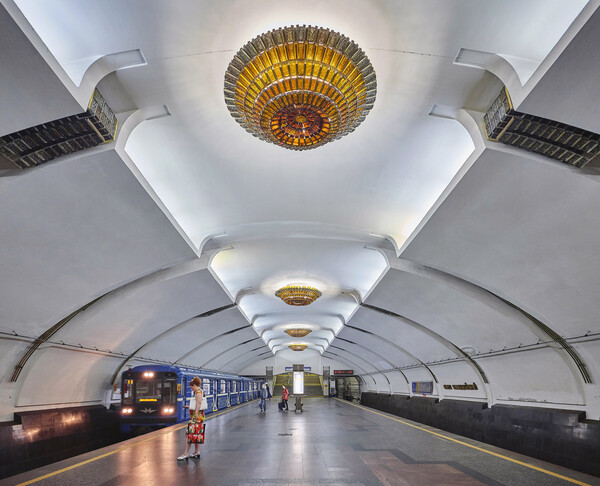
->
[484,87,600,168]
[0,89,117,170]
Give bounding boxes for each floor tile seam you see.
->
[333,399,594,486]
[9,400,257,486]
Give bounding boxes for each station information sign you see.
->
[333,370,354,375]
[293,371,304,395]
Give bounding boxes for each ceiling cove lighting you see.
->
[224,25,376,151]
[285,329,312,338]
[276,285,322,306]
[289,344,308,351]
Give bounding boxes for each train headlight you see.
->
[143,372,154,378]
[122,408,133,414]
[163,407,174,414]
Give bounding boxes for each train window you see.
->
[232,381,237,392]
[203,381,210,396]
[136,379,161,402]
[219,379,226,394]
[163,378,177,403]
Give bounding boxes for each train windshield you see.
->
[136,379,162,402]
[134,376,177,403]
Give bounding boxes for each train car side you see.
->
[120,364,260,433]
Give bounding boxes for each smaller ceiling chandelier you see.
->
[285,329,312,338]
[276,285,322,306]
[289,344,308,351]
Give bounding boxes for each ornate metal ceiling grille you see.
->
[484,87,600,168]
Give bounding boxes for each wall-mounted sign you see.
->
[285,366,311,371]
[333,370,353,375]
[443,382,478,390]
[411,381,433,394]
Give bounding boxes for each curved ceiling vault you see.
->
[2,0,600,421]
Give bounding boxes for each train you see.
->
[120,364,261,432]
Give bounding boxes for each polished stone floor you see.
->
[2,398,599,486]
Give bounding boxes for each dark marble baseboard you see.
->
[0,405,122,479]
[360,392,600,477]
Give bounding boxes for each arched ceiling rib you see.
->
[388,255,591,384]
[341,325,435,382]
[360,303,489,385]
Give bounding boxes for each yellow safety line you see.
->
[15,400,256,486]
[335,399,591,486]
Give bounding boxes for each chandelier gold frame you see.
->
[224,25,376,151]
[289,344,308,351]
[285,329,312,338]
[275,285,322,306]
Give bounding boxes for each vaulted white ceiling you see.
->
[2,0,600,419]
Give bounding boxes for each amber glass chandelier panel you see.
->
[224,25,376,150]
[285,329,312,338]
[289,344,308,351]
[276,285,322,306]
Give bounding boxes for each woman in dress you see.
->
[178,376,205,460]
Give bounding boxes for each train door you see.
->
[217,379,226,409]
[211,378,217,411]
[233,380,237,405]
[179,376,188,422]
[201,377,211,413]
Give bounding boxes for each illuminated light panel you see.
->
[275,285,322,306]
[224,25,376,151]
[289,344,308,351]
[285,329,312,338]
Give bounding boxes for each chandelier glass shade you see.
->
[289,344,308,351]
[285,329,312,338]
[275,285,322,306]
[224,25,376,151]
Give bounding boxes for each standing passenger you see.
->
[259,383,269,413]
[281,385,289,411]
[178,377,205,460]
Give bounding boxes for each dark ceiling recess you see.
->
[484,87,600,168]
[0,89,117,170]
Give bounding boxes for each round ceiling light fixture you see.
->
[289,344,308,351]
[285,329,312,338]
[276,285,322,306]
[224,25,376,151]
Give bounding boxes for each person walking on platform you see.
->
[281,385,289,411]
[178,377,205,460]
[259,383,269,413]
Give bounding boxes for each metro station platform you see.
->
[2,398,598,486]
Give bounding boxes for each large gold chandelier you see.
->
[224,25,376,151]
[276,285,322,306]
[289,344,308,351]
[285,329,312,338]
